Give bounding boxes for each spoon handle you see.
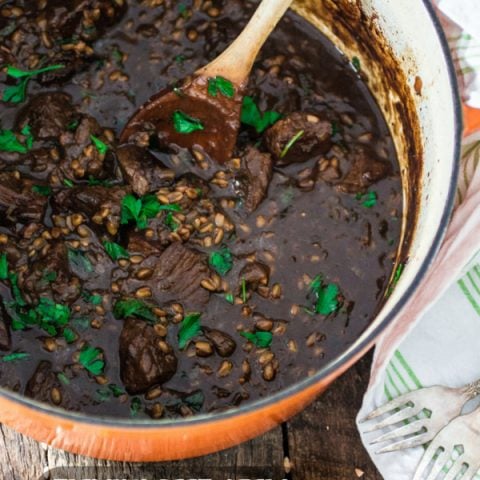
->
[196,0,293,85]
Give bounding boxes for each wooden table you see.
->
[0,352,381,480]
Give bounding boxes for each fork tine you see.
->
[425,449,450,480]
[369,419,426,445]
[361,394,416,422]
[363,405,417,433]
[443,461,465,480]
[376,431,429,454]
[413,440,442,480]
[460,467,477,480]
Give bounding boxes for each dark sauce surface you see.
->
[0,0,401,419]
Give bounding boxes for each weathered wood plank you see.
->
[0,422,285,479]
[287,352,382,479]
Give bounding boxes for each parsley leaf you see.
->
[240,331,272,348]
[356,191,377,208]
[352,56,361,72]
[63,327,76,344]
[241,277,247,303]
[172,110,204,134]
[120,194,175,230]
[79,345,105,376]
[308,275,341,316]
[42,270,57,283]
[0,253,7,280]
[63,178,74,188]
[178,312,201,349]
[90,135,108,155]
[2,64,64,103]
[224,292,234,304]
[164,211,179,231]
[209,247,233,276]
[130,397,142,416]
[35,298,71,336]
[32,185,52,196]
[68,249,93,275]
[103,241,129,261]
[113,298,157,323]
[1,352,30,363]
[8,272,26,307]
[386,263,405,297]
[207,76,235,98]
[240,96,281,133]
[0,129,29,153]
[280,129,305,158]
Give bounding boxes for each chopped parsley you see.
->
[207,76,235,98]
[42,270,57,283]
[103,241,129,261]
[209,247,233,276]
[90,135,108,155]
[113,298,157,323]
[1,352,30,363]
[175,54,185,64]
[68,249,93,275]
[352,56,361,72]
[164,211,179,231]
[9,297,71,336]
[356,190,377,208]
[63,178,74,188]
[0,253,7,280]
[57,372,70,385]
[172,110,204,134]
[0,128,32,153]
[241,277,247,303]
[79,345,105,376]
[308,275,341,316]
[224,292,234,304]
[67,119,79,131]
[87,176,113,187]
[2,64,64,103]
[120,193,173,229]
[21,124,34,149]
[63,327,76,344]
[32,185,52,196]
[178,312,202,349]
[240,331,272,348]
[178,2,188,18]
[34,298,71,336]
[240,96,281,134]
[280,129,304,158]
[130,397,142,417]
[386,263,405,297]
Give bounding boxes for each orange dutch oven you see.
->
[0,0,462,461]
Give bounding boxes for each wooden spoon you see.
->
[120,0,293,163]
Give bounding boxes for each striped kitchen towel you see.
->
[357,1,480,478]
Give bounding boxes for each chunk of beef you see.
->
[0,172,47,224]
[236,147,273,213]
[336,146,391,193]
[119,318,177,394]
[21,241,81,304]
[54,185,128,235]
[127,233,164,256]
[15,92,75,140]
[265,112,332,165]
[239,262,270,290]
[203,329,236,357]
[0,302,11,351]
[117,144,175,196]
[123,243,211,308]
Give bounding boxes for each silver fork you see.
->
[361,380,480,454]
[413,405,480,480]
